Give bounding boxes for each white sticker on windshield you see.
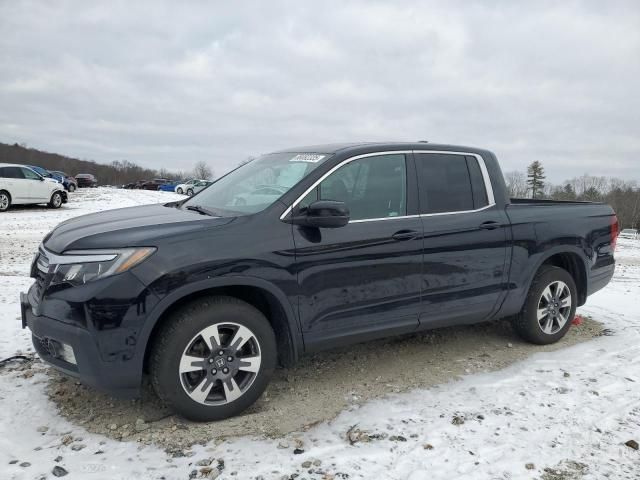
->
[290,154,325,163]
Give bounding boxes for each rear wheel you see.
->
[512,265,576,345]
[187,188,194,196]
[149,296,276,421]
[0,191,11,212]
[68,184,76,192]
[48,191,63,209]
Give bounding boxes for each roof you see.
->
[270,141,491,157]
[0,163,38,168]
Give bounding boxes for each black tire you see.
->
[48,191,63,209]
[68,184,76,192]
[177,187,183,194]
[512,265,577,345]
[149,295,277,421]
[187,188,194,196]
[0,190,11,212]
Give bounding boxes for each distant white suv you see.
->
[0,163,67,212]
[619,228,638,240]
[175,179,205,195]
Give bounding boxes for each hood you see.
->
[43,203,233,253]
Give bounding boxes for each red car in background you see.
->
[75,173,98,188]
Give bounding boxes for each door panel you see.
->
[20,167,48,201]
[419,208,509,327]
[1,166,28,201]
[294,218,423,348]
[413,152,508,328]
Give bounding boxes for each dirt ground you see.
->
[27,315,604,453]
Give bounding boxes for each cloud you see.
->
[0,0,638,181]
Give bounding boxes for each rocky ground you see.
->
[43,316,604,452]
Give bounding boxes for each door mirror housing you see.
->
[289,200,350,228]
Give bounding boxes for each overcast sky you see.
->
[1,1,638,182]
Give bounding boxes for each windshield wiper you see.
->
[185,205,218,217]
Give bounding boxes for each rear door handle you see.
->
[392,230,419,241]
[479,221,503,230]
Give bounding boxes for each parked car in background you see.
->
[28,165,61,184]
[20,142,617,421]
[158,181,179,192]
[50,171,78,192]
[75,173,98,188]
[619,228,638,240]
[175,179,205,195]
[0,163,67,211]
[139,178,170,190]
[122,181,144,189]
[186,180,213,196]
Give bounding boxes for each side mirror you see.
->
[289,200,350,228]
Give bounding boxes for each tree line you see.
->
[0,142,214,185]
[505,160,639,229]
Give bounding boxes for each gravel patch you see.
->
[41,315,603,451]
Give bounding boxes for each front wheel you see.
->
[176,187,183,194]
[48,191,63,209]
[512,265,577,345]
[149,296,276,421]
[68,184,76,192]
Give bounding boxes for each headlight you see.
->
[49,247,156,287]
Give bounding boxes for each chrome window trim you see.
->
[279,150,496,222]
[350,214,421,224]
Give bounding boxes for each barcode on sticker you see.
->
[290,154,325,163]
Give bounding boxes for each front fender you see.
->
[133,275,302,371]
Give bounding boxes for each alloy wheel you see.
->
[179,322,262,405]
[537,280,572,334]
[0,193,9,211]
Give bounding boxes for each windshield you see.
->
[181,152,328,216]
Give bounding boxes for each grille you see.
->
[33,249,51,300]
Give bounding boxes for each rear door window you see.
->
[415,153,474,214]
[0,166,26,178]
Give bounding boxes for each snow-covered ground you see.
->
[1,188,639,479]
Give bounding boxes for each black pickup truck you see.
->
[21,142,617,421]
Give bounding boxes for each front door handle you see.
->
[392,230,419,241]
[479,221,502,230]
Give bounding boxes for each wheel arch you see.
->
[139,277,301,374]
[534,248,589,307]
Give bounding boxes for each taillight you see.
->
[611,215,619,251]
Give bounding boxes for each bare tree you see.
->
[504,170,528,198]
[193,161,214,180]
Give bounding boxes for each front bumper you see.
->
[21,287,146,398]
